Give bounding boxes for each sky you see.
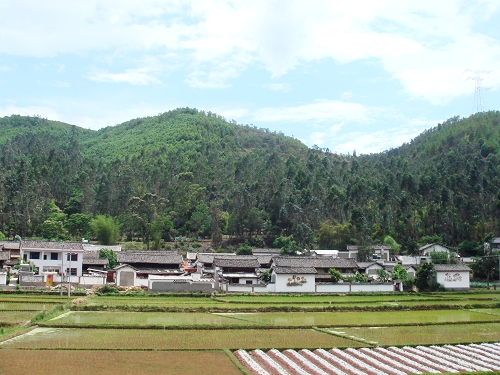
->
[0,0,499,154]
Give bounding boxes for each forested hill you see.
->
[0,108,499,254]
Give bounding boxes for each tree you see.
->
[128,193,168,250]
[415,261,436,291]
[260,269,271,283]
[383,235,401,257]
[391,264,408,281]
[376,269,391,283]
[356,246,371,262]
[35,201,67,239]
[274,235,301,256]
[91,215,120,245]
[329,268,344,282]
[99,248,118,269]
[35,219,66,240]
[65,213,93,239]
[429,251,450,264]
[348,272,368,283]
[236,243,252,255]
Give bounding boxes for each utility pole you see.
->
[68,251,71,298]
[465,69,491,114]
[60,244,64,297]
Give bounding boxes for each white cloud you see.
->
[252,99,383,124]
[0,66,10,71]
[264,83,291,92]
[89,67,160,85]
[327,118,437,154]
[0,104,62,121]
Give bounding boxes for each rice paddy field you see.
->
[1,290,500,375]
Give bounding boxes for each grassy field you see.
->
[0,350,242,375]
[2,290,500,374]
[331,322,500,346]
[0,327,358,350]
[40,309,500,328]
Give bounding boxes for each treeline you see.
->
[0,108,499,255]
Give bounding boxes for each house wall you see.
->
[221,282,395,293]
[436,271,470,290]
[116,267,136,287]
[23,250,83,276]
[79,276,106,287]
[273,273,316,292]
[150,280,215,292]
[315,283,394,293]
[0,272,7,285]
[222,283,269,293]
[422,244,450,256]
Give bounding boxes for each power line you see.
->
[465,69,491,114]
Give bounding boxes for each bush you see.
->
[96,285,119,295]
[192,242,202,248]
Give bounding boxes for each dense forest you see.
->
[0,108,499,256]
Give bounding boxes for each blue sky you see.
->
[0,0,499,154]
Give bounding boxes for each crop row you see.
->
[235,342,500,375]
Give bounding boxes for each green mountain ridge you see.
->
[0,108,499,254]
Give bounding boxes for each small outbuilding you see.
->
[435,264,471,290]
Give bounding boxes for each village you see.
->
[0,239,475,293]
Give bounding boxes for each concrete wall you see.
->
[222,282,395,293]
[436,271,470,290]
[79,276,106,287]
[0,272,7,285]
[275,273,316,292]
[150,280,215,292]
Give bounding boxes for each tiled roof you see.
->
[82,251,109,266]
[256,255,273,265]
[274,266,317,274]
[186,252,198,261]
[0,242,20,250]
[117,250,183,265]
[20,240,84,250]
[434,264,471,272]
[135,268,184,275]
[213,256,260,268]
[197,253,236,264]
[346,245,391,250]
[418,243,441,251]
[83,244,122,252]
[0,251,10,260]
[272,256,358,269]
[252,248,282,255]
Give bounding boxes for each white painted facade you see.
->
[435,265,471,290]
[22,248,84,277]
[271,272,316,293]
[419,244,451,256]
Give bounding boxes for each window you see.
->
[66,253,78,261]
[50,253,59,260]
[245,280,253,285]
[29,252,40,260]
[66,268,77,276]
[43,266,61,273]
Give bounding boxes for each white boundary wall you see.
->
[224,282,395,293]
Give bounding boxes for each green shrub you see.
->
[96,285,119,295]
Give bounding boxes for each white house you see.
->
[419,243,451,256]
[311,250,339,257]
[435,264,471,290]
[271,266,317,293]
[344,245,392,261]
[20,240,84,277]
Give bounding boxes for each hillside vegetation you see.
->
[0,108,499,254]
